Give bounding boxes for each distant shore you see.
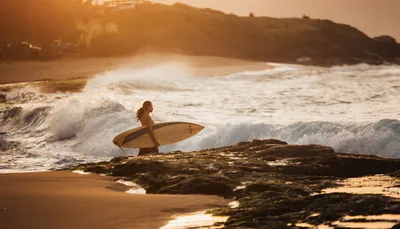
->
[0,53,272,88]
[2,2,400,69]
[0,171,228,229]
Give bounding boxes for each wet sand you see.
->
[0,171,228,229]
[0,53,272,84]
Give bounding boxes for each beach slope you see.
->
[0,171,227,229]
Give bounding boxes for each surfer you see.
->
[136,101,160,156]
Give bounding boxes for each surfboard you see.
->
[112,122,204,148]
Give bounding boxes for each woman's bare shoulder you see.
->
[140,114,153,125]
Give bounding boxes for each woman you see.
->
[136,101,160,156]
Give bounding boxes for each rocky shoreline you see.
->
[70,139,400,228]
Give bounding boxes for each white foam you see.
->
[0,169,47,174]
[2,63,400,172]
[229,201,240,208]
[116,179,146,194]
[160,120,400,158]
[160,211,228,229]
[83,62,192,92]
[72,170,91,175]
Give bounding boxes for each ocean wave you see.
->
[83,63,192,93]
[50,98,130,143]
[22,106,52,129]
[1,106,51,132]
[2,86,46,103]
[1,107,23,122]
[2,101,399,158]
[160,119,400,158]
[1,63,400,173]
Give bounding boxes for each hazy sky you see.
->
[151,0,400,41]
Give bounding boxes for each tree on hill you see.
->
[0,0,96,45]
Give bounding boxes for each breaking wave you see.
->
[1,62,400,172]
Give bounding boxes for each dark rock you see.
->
[337,153,400,177]
[207,139,287,153]
[255,139,288,145]
[304,194,400,225]
[244,183,309,196]
[236,164,275,173]
[388,169,400,178]
[258,144,334,158]
[75,163,96,169]
[243,139,288,147]
[160,176,233,197]
[392,223,400,229]
[110,156,129,164]
[255,144,345,176]
[245,183,284,193]
[112,159,170,176]
[84,165,110,174]
[72,138,400,228]
[0,93,5,103]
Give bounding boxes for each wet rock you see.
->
[0,93,5,103]
[256,145,344,176]
[112,159,171,176]
[84,165,110,174]
[73,139,400,228]
[304,194,400,225]
[134,173,237,197]
[160,176,233,197]
[388,169,400,178]
[72,163,111,174]
[223,193,400,228]
[255,139,288,145]
[236,163,275,173]
[206,139,287,154]
[257,144,334,158]
[243,183,309,196]
[110,156,129,164]
[240,139,288,147]
[392,223,400,229]
[338,153,400,177]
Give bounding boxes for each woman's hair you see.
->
[136,101,152,121]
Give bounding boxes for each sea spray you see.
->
[1,63,400,172]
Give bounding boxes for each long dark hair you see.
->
[136,101,152,121]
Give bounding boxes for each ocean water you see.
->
[1,62,399,172]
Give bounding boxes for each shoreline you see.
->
[0,53,273,85]
[1,141,400,228]
[0,171,229,229]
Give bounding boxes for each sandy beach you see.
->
[0,53,272,94]
[0,53,271,85]
[0,171,228,229]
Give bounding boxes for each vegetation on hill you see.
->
[1,1,399,65]
[0,0,95,44]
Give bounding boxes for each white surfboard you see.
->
[112,122,204,148]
